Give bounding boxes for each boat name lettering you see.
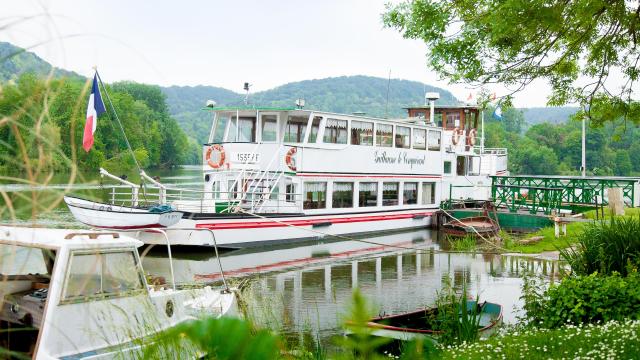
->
[374,151,425,169]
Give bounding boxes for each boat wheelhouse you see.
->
[127,100,506,248]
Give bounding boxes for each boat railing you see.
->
[473,147,508,155]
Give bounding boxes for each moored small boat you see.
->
[442,216,500,238]
[64,195,183,229]
[364,301,503,343]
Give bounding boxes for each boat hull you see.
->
[136,208,435,248]
[64,196,183,229]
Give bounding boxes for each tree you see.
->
[383,1,640,125]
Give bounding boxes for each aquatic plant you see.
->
[445,235,476,252]
[430,283,483,346]
[560,215,640,276]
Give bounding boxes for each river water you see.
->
[1,166,561,348]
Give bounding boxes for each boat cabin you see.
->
[406,105,480,131]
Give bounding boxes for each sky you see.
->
[2,0,552,107]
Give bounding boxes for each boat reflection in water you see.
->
[141,229,562,344]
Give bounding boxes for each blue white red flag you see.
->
[83,73,106,152]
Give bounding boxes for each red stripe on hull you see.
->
[195,212,434,230]
[91,223,165,230]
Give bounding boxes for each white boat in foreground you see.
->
[0,226,237,359]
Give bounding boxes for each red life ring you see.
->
[451,128,462,145]
[467,128,477,146]
[205,144,225,169]
[285,147,297,172]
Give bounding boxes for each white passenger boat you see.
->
[0,226,237,359]
[66,95,508,248]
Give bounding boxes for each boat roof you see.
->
[0,226,143,250]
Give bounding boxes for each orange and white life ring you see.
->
[451,128,462,145]
[285,147,297,172]
[205,144,226,169]
[467,128,477,146]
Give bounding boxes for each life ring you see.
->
[451,128,462,145]
[205,144,226,169]
[467,128,477,146]
[285,147,297,172]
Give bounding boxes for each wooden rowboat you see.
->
[442,216,500,237]
[365,301,503,343]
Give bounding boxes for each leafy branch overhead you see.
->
[383,0,640,125]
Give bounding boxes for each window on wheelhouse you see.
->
[351,120,373,146]
[395,126,411,149]
[212,114,229,142]
[446,112,460,129]
[332,182,353,208]
[261,115,277,142]
[358,182,378,207]
[235,117,256,142]
[323,118,348,144]
[382,182,399,206]
[403,182,418,205]
[308,116,322,143]
[303,182,326,209]
[62,250,144,302]
[421,182,436,205]
[413,128,426,150]
[428,130,441,151]
[376,124,393,147]
[284,116,308,143]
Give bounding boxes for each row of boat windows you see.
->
[302,181,437,210]
[213,114,442,150]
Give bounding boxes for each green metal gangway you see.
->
[491,175,640,215]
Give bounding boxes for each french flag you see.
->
[83,73,106,152]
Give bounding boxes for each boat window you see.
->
[428,130,441,151]
[303,182,326,209]
[212,114,229,142]
[413,128,426,150]
[456,156,466,176]
[0,244,49,275]
[308,116,322,143]
[444,161,452,174]
[237,117,256,142]
[323,118,348,144]
[62,250,144,302]
[395,126,411,149]
[225,117,238,141]
[286,183,296,202]
[284,116,308,143]
[382,182,399,206]
[446,112,460,129]
[421,182,436,205]
[432,113,443,127]
[403,182,418,205]
[351,121,374,146]
[358,182,378,207]
[332,182,353,208]
[376,124,393,147]
[261,115,277,142]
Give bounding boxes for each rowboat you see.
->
[64,195,183,229]
[441,216,500,238]
[364,301,503,343]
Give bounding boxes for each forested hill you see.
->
[0,42,81,81]
[161,76,458,143]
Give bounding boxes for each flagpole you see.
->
[481,110,485,152]
[581,118,586,177]
[95,70,143,174]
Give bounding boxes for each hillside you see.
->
[521,106,579,125]
[0,42,81,82]
[161,76,459,143]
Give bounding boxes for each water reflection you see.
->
[141,229,562,344]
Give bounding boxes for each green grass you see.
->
[439,320,640,359]
[503,222,587,254]
[583,207,640,220]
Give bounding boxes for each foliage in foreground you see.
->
[439,320,640,360]
[560,215,640,276]
[522,271,640,329]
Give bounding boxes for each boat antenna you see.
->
[243,82,251,105]
[385,69,391,118]
[95,70,144,175]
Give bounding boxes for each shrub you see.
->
[560,215,640,276]
[525,272,640,328]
